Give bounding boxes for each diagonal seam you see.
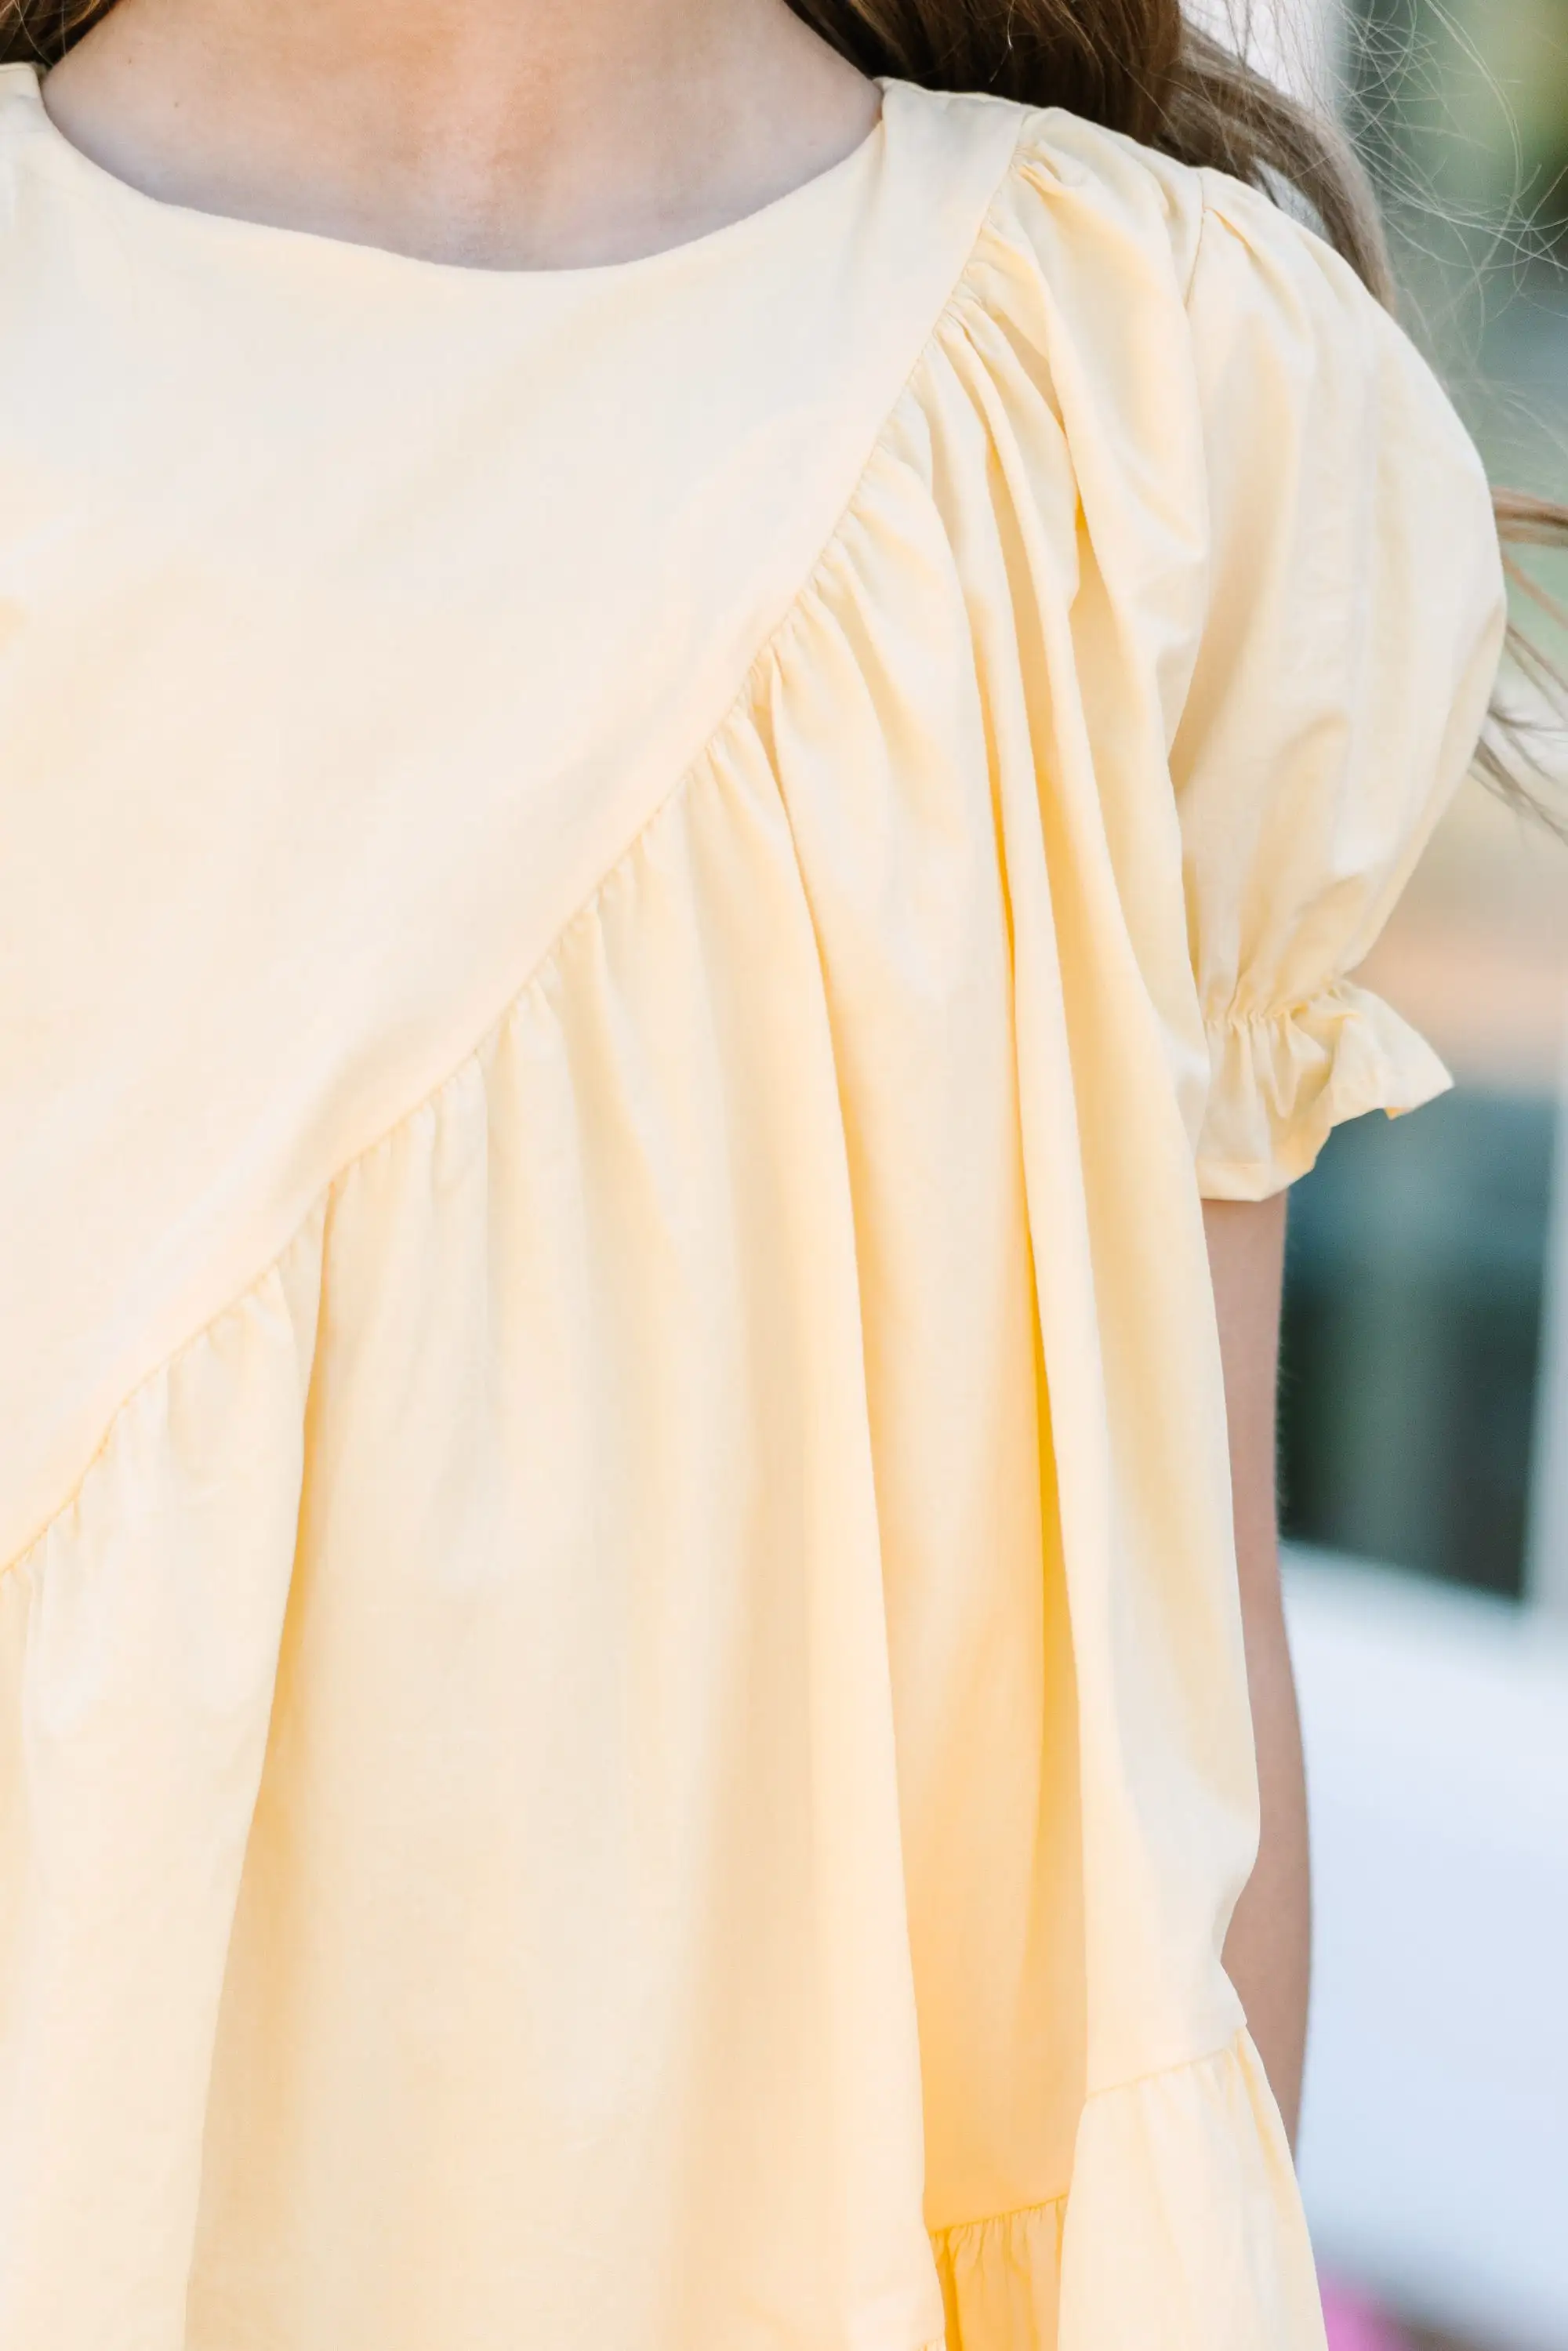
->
[3,109,1066,1587]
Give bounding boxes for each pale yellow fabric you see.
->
[0,60,1504,2351]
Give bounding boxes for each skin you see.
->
[45,0,1311,2146]
[41,0,881,267]
[1209,1192,1310,2146]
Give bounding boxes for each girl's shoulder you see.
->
[887,72,1493,562]
[885,71,1386,338]
[880,69,1472,432]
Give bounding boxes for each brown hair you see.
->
[7,0,1566,819]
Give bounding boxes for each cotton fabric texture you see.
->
[0,60,1504,2351]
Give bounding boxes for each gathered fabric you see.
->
[0,60,1504,2351]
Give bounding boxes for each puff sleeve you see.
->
[1172,172,1508,1199]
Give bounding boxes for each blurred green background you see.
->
[1348,0,1567,536]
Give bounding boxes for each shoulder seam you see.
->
[1183,182,1221,310]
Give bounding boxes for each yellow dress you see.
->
[0,59,1504,2351]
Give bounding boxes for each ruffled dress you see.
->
[0,60,1504,2351]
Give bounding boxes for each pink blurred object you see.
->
[1320,2277,1414,2351]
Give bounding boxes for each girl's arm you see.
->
[1205,1192,1312,2150]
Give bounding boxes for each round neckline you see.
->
[8,60,895,288]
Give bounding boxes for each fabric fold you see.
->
[1057,2032,1324,2351]
[930,2196,1066,2349]
[927,2034,1319,2351]
[0,1217,325,2349]
[1196,978,1457,1200]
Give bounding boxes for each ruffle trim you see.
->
[929,2193,1065,2349]
[924,2031,1324,2350]
[1196,977,1454,1202]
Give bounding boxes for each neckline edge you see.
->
[5,60,907,288]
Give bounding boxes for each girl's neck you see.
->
[40,0,879,269]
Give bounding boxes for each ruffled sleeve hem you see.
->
[1196,978,1454,1202]
[927,2031,1324,2349]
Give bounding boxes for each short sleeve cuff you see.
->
[1195,977,1454,1201]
